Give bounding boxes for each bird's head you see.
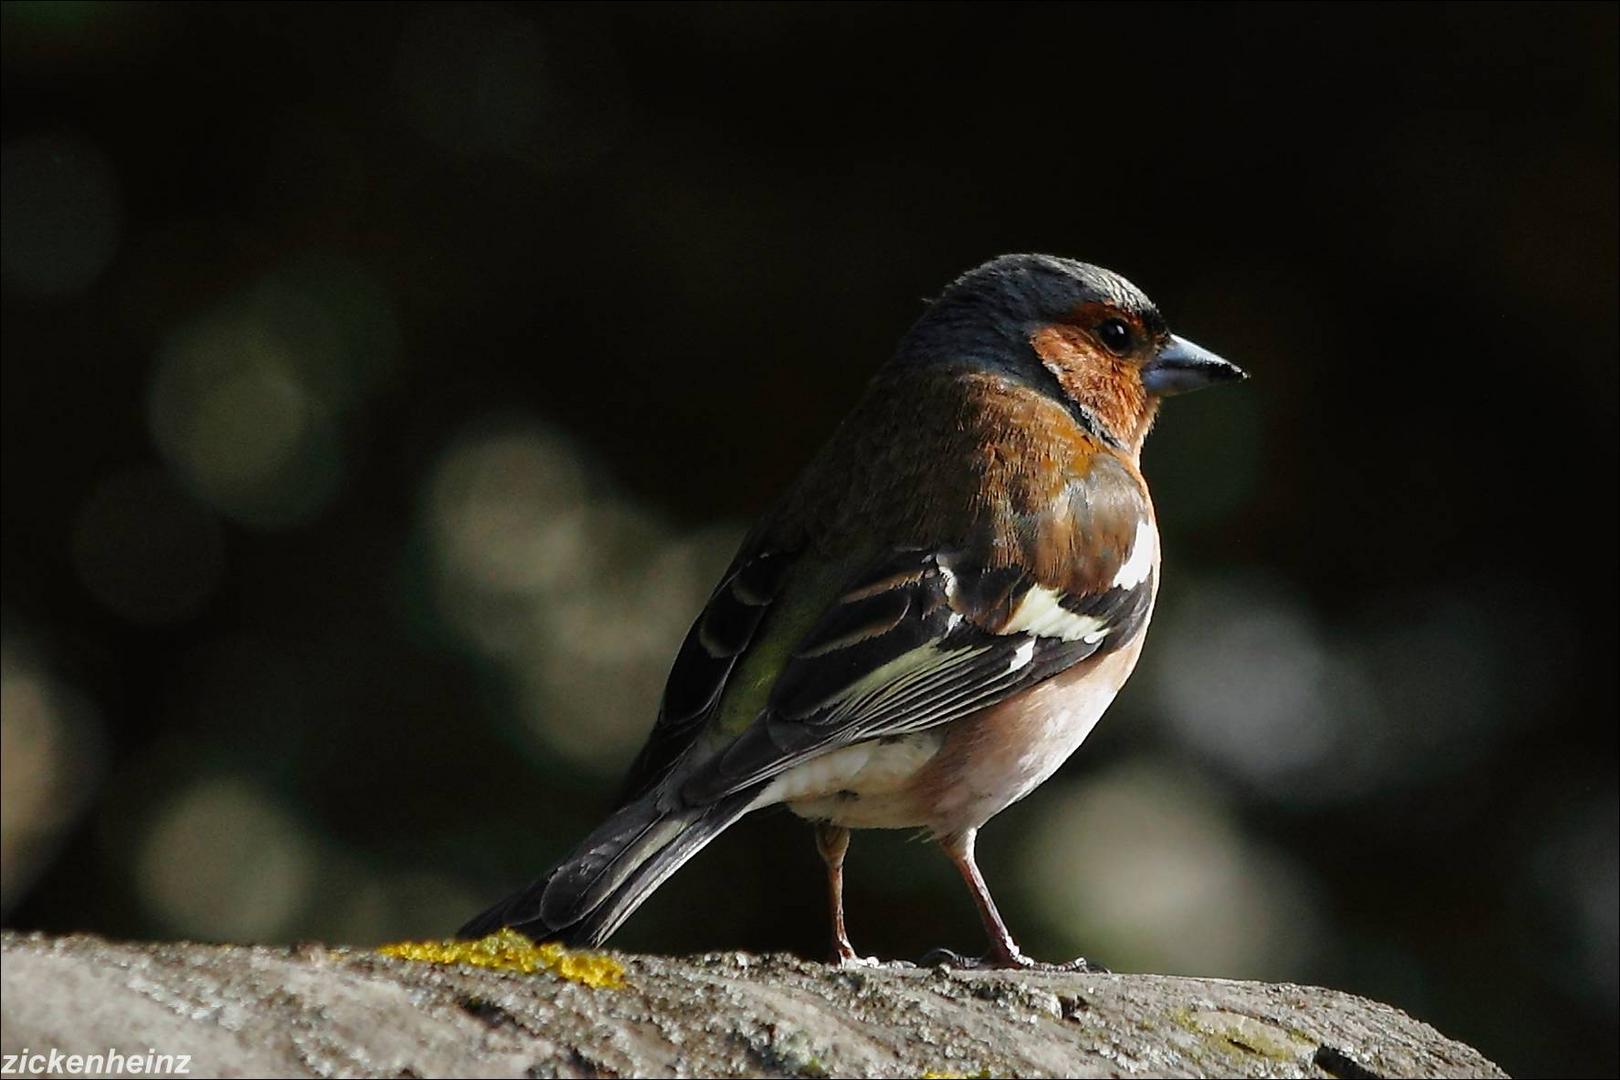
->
[895,254,1245,453]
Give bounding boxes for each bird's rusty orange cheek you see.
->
[1029,324,1148,445]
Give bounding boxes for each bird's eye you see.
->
[1096,318,1133,355]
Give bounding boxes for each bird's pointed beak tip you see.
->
[1142,334,1246,396]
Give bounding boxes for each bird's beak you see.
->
[1141,334,1247,396]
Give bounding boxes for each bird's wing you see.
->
[620,494,1156,809]
[673,535,1155,804]
[615,543,799,801]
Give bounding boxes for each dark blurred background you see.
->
[2,3,1615,1075]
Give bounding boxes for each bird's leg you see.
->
[942,828,1030,966]
[814,822,872,966]
[929,828,1105,972]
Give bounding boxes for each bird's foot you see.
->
[833,952,885,969]
[920,946,1108,973]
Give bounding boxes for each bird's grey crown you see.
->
[892,254,1163,371]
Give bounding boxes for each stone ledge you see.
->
[0,931,1507,1078]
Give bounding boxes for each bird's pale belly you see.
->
[776,639,1145,836]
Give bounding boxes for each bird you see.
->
[459,253,1246,968]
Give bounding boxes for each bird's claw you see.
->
[920,947,975,968]
[1043,956,1108,973]
[833,951,885,969]
[920,946,1108,973]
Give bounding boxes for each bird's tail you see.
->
[457,789,757,946]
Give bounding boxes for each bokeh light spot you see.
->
[0,634,103,913]
[429,426,589,602]
[424,421,739,773]
[1148,574,1383,802]
[1021,759,1321,979]
[136,777,314,941]
[146,257,395,529]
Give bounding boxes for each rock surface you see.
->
[0,931,1506,1078]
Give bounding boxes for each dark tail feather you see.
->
[457,790,756,946]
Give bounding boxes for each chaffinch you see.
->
[461,254,1245,967]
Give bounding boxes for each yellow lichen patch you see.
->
[545,945,627,989]
[378,929,625,989]
[920,1071,991,1079]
